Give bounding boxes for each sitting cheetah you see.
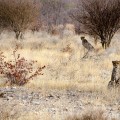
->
[108,61,120,89]
[81,36,95,59]
[81,36,95,51]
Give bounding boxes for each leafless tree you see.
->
[0,0,40,39]
[70,0,120,49]
[40,0,68,33]
[0,1,10,34]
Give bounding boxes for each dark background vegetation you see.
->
[0,0,120,48]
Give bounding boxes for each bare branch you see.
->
[70,0,120,49]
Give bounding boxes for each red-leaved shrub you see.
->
[0,46,45,86]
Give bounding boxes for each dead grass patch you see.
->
[66,110,118,120]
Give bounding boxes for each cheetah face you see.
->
[112,61,120,67]
[81,36,85,40]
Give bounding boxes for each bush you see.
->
[0,0,40,39]
[70,0,120,49]
[0,45,45,86]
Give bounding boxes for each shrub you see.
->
[0,0,40,39]
[70,0,120,49]
[0,45,45,86]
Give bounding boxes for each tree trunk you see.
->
[20,32,24,39]
[59,25,65,39]
[100,35,112,49]
[106,39,112,48]
[94,35,98,45]
[15,31,23,40]
[101,40,111,49]
[101,41,107,49]
[108,61,120,89]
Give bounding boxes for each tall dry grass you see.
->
[0,29,120,120]
[66,109,118,120]
[0,30,120,92]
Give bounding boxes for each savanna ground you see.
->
[0,29,120,120]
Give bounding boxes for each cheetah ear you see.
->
[112,61,116,66]
[112,61,115,64]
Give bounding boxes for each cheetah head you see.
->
[81,36,85,40]
[112,61,120,67]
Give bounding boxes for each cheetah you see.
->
[108,61,120,89]
[81,36,95,59]
[81,36,95,51]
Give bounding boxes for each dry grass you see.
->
[0,104,51,120]
[66,109,118,120]
[0,31,120,96]
[0,30,120,120]
[0,30,120,91]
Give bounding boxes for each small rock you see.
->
[47,94,54,98]
[63,108,68,111]
[0,92,5,98]
[32,100,40,105]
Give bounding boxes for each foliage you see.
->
[70,0,120,49]
[0,0,40,39]
[0,46,45,86]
